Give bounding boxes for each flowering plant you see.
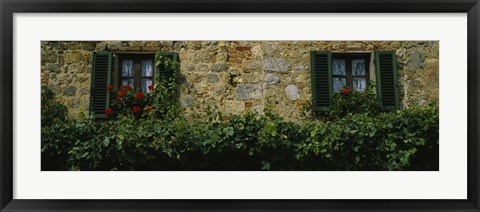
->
[104,85,155,120]
[102,50,181,121]
[134,91,145,100]
[318,83,381,121]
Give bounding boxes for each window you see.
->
[331,53,370,93]
[90,51,178,119]
[310,51,399,112]
[119,54,154,93]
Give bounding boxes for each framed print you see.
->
[1,0,479,211]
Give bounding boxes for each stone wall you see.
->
[41,41,439,121]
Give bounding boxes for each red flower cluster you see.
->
[104,108,113,116]
[341,88,349,94]
[119,85,132,90]
[106,84,153,118]
[134,91,144,100]
[132,106,142,113]
[118,90,127,97]
[148,85,154,90]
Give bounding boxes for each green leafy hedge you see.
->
[41,88,438,171]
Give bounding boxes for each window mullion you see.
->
[346,58,352,89]
[134,59,141,90]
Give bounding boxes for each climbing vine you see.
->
[104,50,181,121]
[40,51,439,171]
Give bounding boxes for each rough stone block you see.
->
[285,84,300,101]
[244,61,262,72]
[408,50,425,69]
[262,58,290,73]
[293,64,305,71]
[264,43,280,57]
[205,74,220,83]
[264,73,280,85]
[236,84,263,100]
[196,64,209,72]
[63,86,76,96]
[211,63,228,72]
[105,41,122,51]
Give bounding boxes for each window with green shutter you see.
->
[374,51,400,110]
[90,52,112,119]
[310,50,399,113]
[90,51,179,118]
[118,54,155,93]
[310,51,332,112]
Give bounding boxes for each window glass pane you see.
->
[122,79,134,88]
[352,59,366,76]
[122,60,134,77]
[332,59,346,75]
[141,59,153,77]
[353,77,367,92]
[333,77,347,93]
[141,79,153,93]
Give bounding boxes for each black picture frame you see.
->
[1,0,479,211]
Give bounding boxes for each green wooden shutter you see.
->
[310,51,332,112]
[375,51,399,110]
[90,51,112,119]
[155,52,179,82]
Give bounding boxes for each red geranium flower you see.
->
[106,85,114,92]
[119,85,125,90]
[104,108,113,116]
[125,85,133,91]
[132,106,141,113]
[134,91,144,100]
[118,90,127,97]
[148,85,154,90]
[341,88,349,94]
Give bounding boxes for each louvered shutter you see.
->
[310,51,332,112]
[90,52,112,119]
[156,52,179,82]
[375,51,399,110]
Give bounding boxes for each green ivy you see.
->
[41,85,68,126]
[41,66,439,171]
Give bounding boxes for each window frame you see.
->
[331,53,371,92]
[114,53,156,92]
[89,51,179,120]
[310,50,400,112]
